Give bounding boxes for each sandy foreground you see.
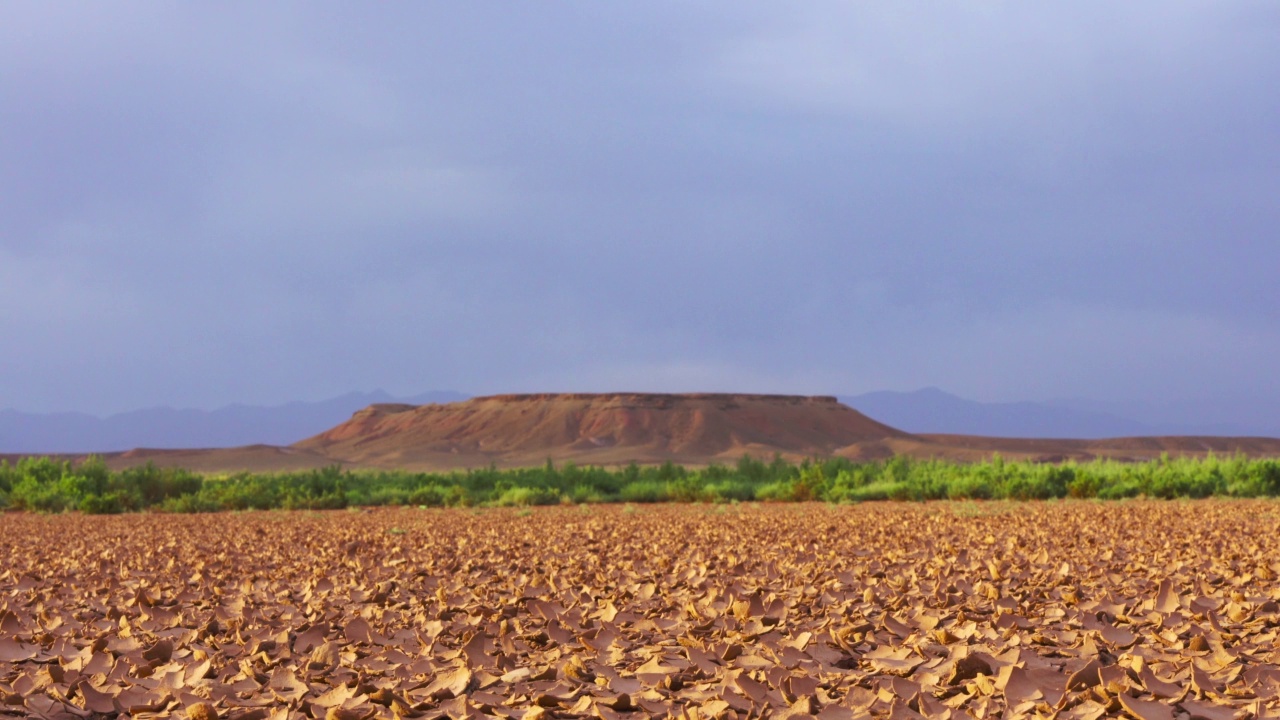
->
[2,502,1279,719]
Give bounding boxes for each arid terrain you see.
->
[293,394,912,469]
[23,393,1278,473]
[3,502,1278,719]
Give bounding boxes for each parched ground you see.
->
[2,502,1279,719]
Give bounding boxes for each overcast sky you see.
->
[3,3,1278,415]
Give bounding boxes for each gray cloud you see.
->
[2,2,1277,417]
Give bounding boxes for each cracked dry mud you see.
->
[3,502,1280,719]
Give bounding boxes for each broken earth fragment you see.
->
[187,702,220,720]
[1118,693,1175,720]
[949,654,992,685]
[1,502,1278,719]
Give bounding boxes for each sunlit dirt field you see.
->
[2,502,1279,719]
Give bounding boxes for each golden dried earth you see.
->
[2,502,1279,719]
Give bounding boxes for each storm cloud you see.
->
[3,2,1277,416]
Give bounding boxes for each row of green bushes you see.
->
[2,453,1279,514]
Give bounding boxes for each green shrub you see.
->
[667,475,712,502]
[9,477,74,513]
[79,490,141,515]
[1097,479,1144,500]
[568,485,605,504]
[1067,474,1100,498]
[17,457,67,485]
[755,480,793,502]
[157,494,222,513]
[283,490,347,510]
[619,480,668,503]
[407,485,447,507]
[444,485,472,507]
[1224,461,1280,497]
[946,476,993,500]
[122,463,202,504]
[0,461,15,494]
[6,453,1280,513]
[845,480,915,502]
[790,465,826,501]
[704,480,755,502]
[494,486,558,507]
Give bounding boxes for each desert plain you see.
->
[18,394,1278,475]
[3,501,1279,720]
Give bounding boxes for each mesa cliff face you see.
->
[293,393,913,468]
[53,392,1280,472]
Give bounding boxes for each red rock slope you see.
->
[292,393,912,468]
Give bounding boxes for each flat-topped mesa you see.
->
[472,392,841,410]
[364,403,419,414]
[478,392,840,402]
[295,392,910,467]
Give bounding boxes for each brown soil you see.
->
[113,445,337,473]
[916,434,1280,462]
[3,503,1278,718]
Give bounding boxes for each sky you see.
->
[3,3,1278,416]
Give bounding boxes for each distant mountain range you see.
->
[840,388,1273,439]
[0,391,466,453]
[1,386,1274,454]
